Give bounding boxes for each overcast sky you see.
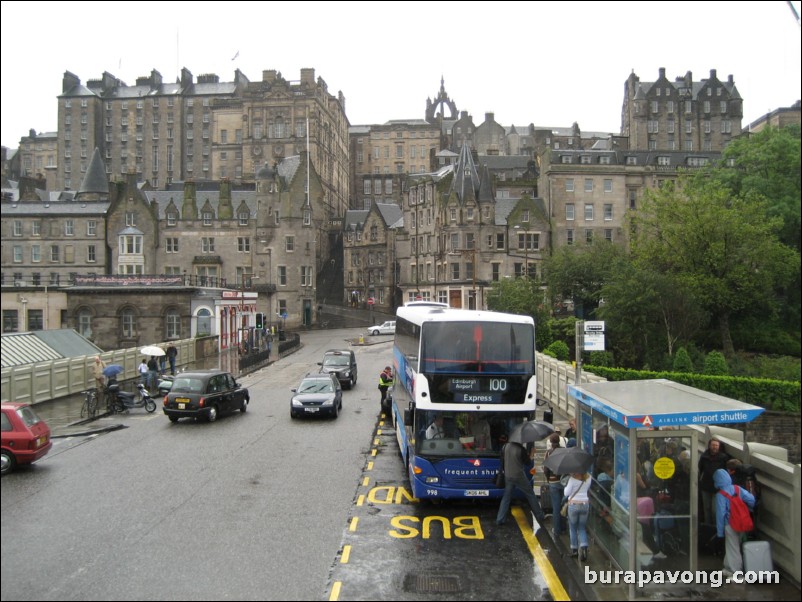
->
[2,1,800,149]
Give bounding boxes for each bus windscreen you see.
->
[419,321,534,375]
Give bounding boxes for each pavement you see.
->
[34,333,801,602]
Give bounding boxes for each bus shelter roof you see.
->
[567,378,764,429]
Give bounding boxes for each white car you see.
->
[368,321,395,336]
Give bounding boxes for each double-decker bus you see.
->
[390,305,537,500]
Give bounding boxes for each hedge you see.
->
[584,366,800,413]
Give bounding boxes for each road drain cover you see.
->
[404,573,461,594]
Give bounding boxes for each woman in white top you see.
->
[563,472,591,560]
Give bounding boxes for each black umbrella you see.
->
[542,447,595,475]
[508,420,554,444]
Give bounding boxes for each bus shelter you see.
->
[566,379,764,588]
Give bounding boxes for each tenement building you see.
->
[56,67,350,217]
[2,145,331,348]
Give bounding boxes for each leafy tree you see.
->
[716,125,801,251]
[486,276,552,349]
[629,177,799,356]
[544,242,627,320]
[597,262,707,367]
[703,350,729,375]
[672,347,694,373]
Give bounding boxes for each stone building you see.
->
[55,67,350,217]
[342,202,403,311]
[348,120,441,209]
[18,130,59,190]
[2,139,330,348]
[745,100,801,133]
[621,68,743,152]
[399,144,550,309]
[539,147,722,252]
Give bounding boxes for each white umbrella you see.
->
[140,345,165,357]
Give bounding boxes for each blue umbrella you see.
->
[103,364,124,378]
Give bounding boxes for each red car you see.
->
[1,402,52,476]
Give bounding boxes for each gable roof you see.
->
[1,330,103,369]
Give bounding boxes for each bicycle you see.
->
[81,389,98,419]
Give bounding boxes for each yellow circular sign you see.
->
[653,456,676,480]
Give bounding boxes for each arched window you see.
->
[197,308,212,337]
[78,308,93,339]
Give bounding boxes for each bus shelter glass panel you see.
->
[587,419,630,570]
[633,431,695,572]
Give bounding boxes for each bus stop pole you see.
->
[574,320,583,422]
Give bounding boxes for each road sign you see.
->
[367,298,375,305]
[585,320,605,332]
[584,333,605,351]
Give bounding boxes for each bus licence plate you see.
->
[465,490,489,497]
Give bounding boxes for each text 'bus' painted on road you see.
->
[389,516,484,539]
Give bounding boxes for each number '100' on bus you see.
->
[390,305,537,500]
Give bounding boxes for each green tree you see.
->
[703,351,729,376]
[544,242,627,320]
[716,125,801,250]
[630,177,799,356]
[486,276,552,349]
[672,347,694,373]
[597,262,707,367]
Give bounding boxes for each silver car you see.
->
[367,321,395,336]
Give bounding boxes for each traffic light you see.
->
[255,312,264,329]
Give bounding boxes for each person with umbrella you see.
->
[496,421,550,531]
[543,433,566,539]
[544,446,594,560]
[147,356,159,391]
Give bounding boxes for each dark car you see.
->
[318,349,357,389]
[163,370,249,423]
[291,372,343,419]
[1,402,52,476]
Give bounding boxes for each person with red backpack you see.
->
[714,468,756,576]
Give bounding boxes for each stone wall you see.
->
[741,410,801,464]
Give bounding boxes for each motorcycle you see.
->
[106,382,157,413]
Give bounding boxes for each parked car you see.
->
[367,321,396,336]
[163,370,249,423]
[291,372,343,419]
[318,349,358,389]
[1,402,52,476]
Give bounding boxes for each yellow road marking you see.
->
[341,545,351,563]
[512,507,571,601]
[356,494,365,506]
[329,581,341,601]
[349,517,359,531]
[362,477,369,487]
[367,461,374,471]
